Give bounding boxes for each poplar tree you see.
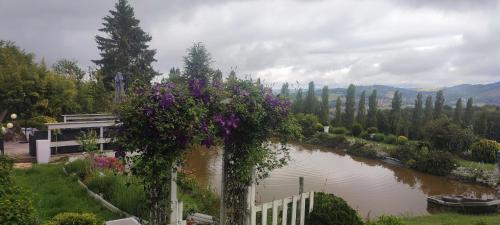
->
[356,91,366,126]
[293,88,304,114]
[366,90,378,128]
[320,86,330,125]
[304,81,318,114]
[390,90,402,134]
[334,96,343,127]
[280,82,290,98]
[183,42,213,82]
[93,0,159,90]
[411,93,423,138]
[424,95,433,124]
[453,98,463,125]
[344,84,356,129]
[434,90,445,119]
[464,97,474,127]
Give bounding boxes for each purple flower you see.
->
[213,113,239,139]
[189,79,206,98]
[200,121,208,133]
[201,136,214,148]
[143,107,155,117]
[226,113,239,129]
[159,93,175,108]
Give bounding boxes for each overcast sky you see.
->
[1,0,499,88]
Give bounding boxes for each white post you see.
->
[246,167,256,225]
[99,127,104,151]
[291,195,298,225]
[220,154,226,225]
[47,129,51,142]
[309,192,314,213]
[251,206,256,225]
[170,168,178,225]
[282,198,289,225]
[272,200,279,225]
[261,203,268,225]
[178,201,183,224]
[299,193,306,225]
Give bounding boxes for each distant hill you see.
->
[291,81,500,108]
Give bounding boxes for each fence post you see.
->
[220,152,226,225]
[299,193,306,225]
[272,200,279,225]
[245,167,256,225]
[291,195,298,225]
[299,177,304,194]
[170,168,178,225]
[282,198,289,225]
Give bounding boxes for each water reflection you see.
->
[183,143,495,217]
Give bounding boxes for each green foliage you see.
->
[320,86,329,125]
[308,133,348,147]
[44,213,104,225]
[464,98,474,127]
[424,118,476,152]
[293,88,303,114]
[373,133,386,142]
[360,131,370,139]
[347,141,378,159]
[411,93,424,139]
[183,42,213,83]
[391,143,457,176]
[384,134,397,144]
[334,96,343,126]
[366,216,405,225]
[397,136,408,145]
[434,90,445,119]
[390,90,403,134]
[306,192,363,225]
[330,127,347,135]
[52,59,85,83]
[280,82,290,98]
[357,91,366,125]
[423,95,433,124]
[470,139,499,163]
[0,156,38,225]
[366,90,378,128]
[367,127,378,134]
[65,159,91,180]
[296,113,320,137]
[344,84,356,128]
[77,130,99,154]
[351,123,363,137]
[453,98,463,124]
[304,81,319,114]
[93,0,159,89]
[177,173,219,217]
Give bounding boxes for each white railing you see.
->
[46,121,115,150]
[250,192,314,225]
[62,114,116,123]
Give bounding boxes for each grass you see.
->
[456,158,497,171]
[401,213,500,225]
[13,163,122,222]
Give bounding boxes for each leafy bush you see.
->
[315,123,325,132]
[65,159,91,180]
[424,118,476,153]
[414,150,457,176]
[397,136,408,145]
[296,113,321,137]
[384,135,397,144]
[471,139,499,163]
[351,123,363,137]
[330,127,347,135]
[308,133,348,147]
[0,156,38,225]
[306,192,363,225]
[77,130,99,154]
[85,171,120,199]
[367,127,378,134]
[44,212,104,225]
[360,131,370,140]
[366,215,405,225]
[373,133,385,142]
[347,141,378,159]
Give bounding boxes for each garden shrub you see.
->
[330,127,347,135]
[306,192,363,225]
[367,127,378,134]
[351,123,363,137]
[44,212,104,225]
[0,156,38,225]
[396,136,408,145]
[360,131,370,140]
[85,171,120,199]
[296,113,321,137]
[423,118,476,153]
[384,134,397,144]
[65,159,91,180]
[347,141,378,159]
[471,139,499,163]
[373,133,385,142]
[365,215,405,225]
[308,133,348,147]
[413,151,457,176]
[315,122,325,132]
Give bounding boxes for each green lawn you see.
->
[402,213,500,225]
[13,163,122,222]
[456,158,497,171]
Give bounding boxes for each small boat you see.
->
[427,195,500,214]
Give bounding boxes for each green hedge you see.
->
[471,139,499,163]
[306,192,363,225]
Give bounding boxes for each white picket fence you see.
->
[250,192,314,225]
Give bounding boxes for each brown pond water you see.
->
[183,142,496,218]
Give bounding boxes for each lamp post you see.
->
[0,126,5,155]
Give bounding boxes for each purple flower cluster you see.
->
[265,93,291,115]
[189,79,205,98]
[160,93,175,108]
[214,113,240,139]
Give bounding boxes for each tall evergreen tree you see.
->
[183,42,213,82]
[334,96,343,127]
[304,81,318,114]
[213,69,223,84]
[356,91,366,126]
[366,90,378,128]
[344,84,356,128]
[424,95,433,124]
[280,82,290,98]
[93,0,159,90]
[411,93,423,138]
[434,90,445,118]
[164,67,182,83]
[464,97,474,127]
[292,88,303,114]
[453,98,463,125]
[320,86,330,125]
[390,90,403,134]
[475,111,488,137]
[52,59,86,85]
